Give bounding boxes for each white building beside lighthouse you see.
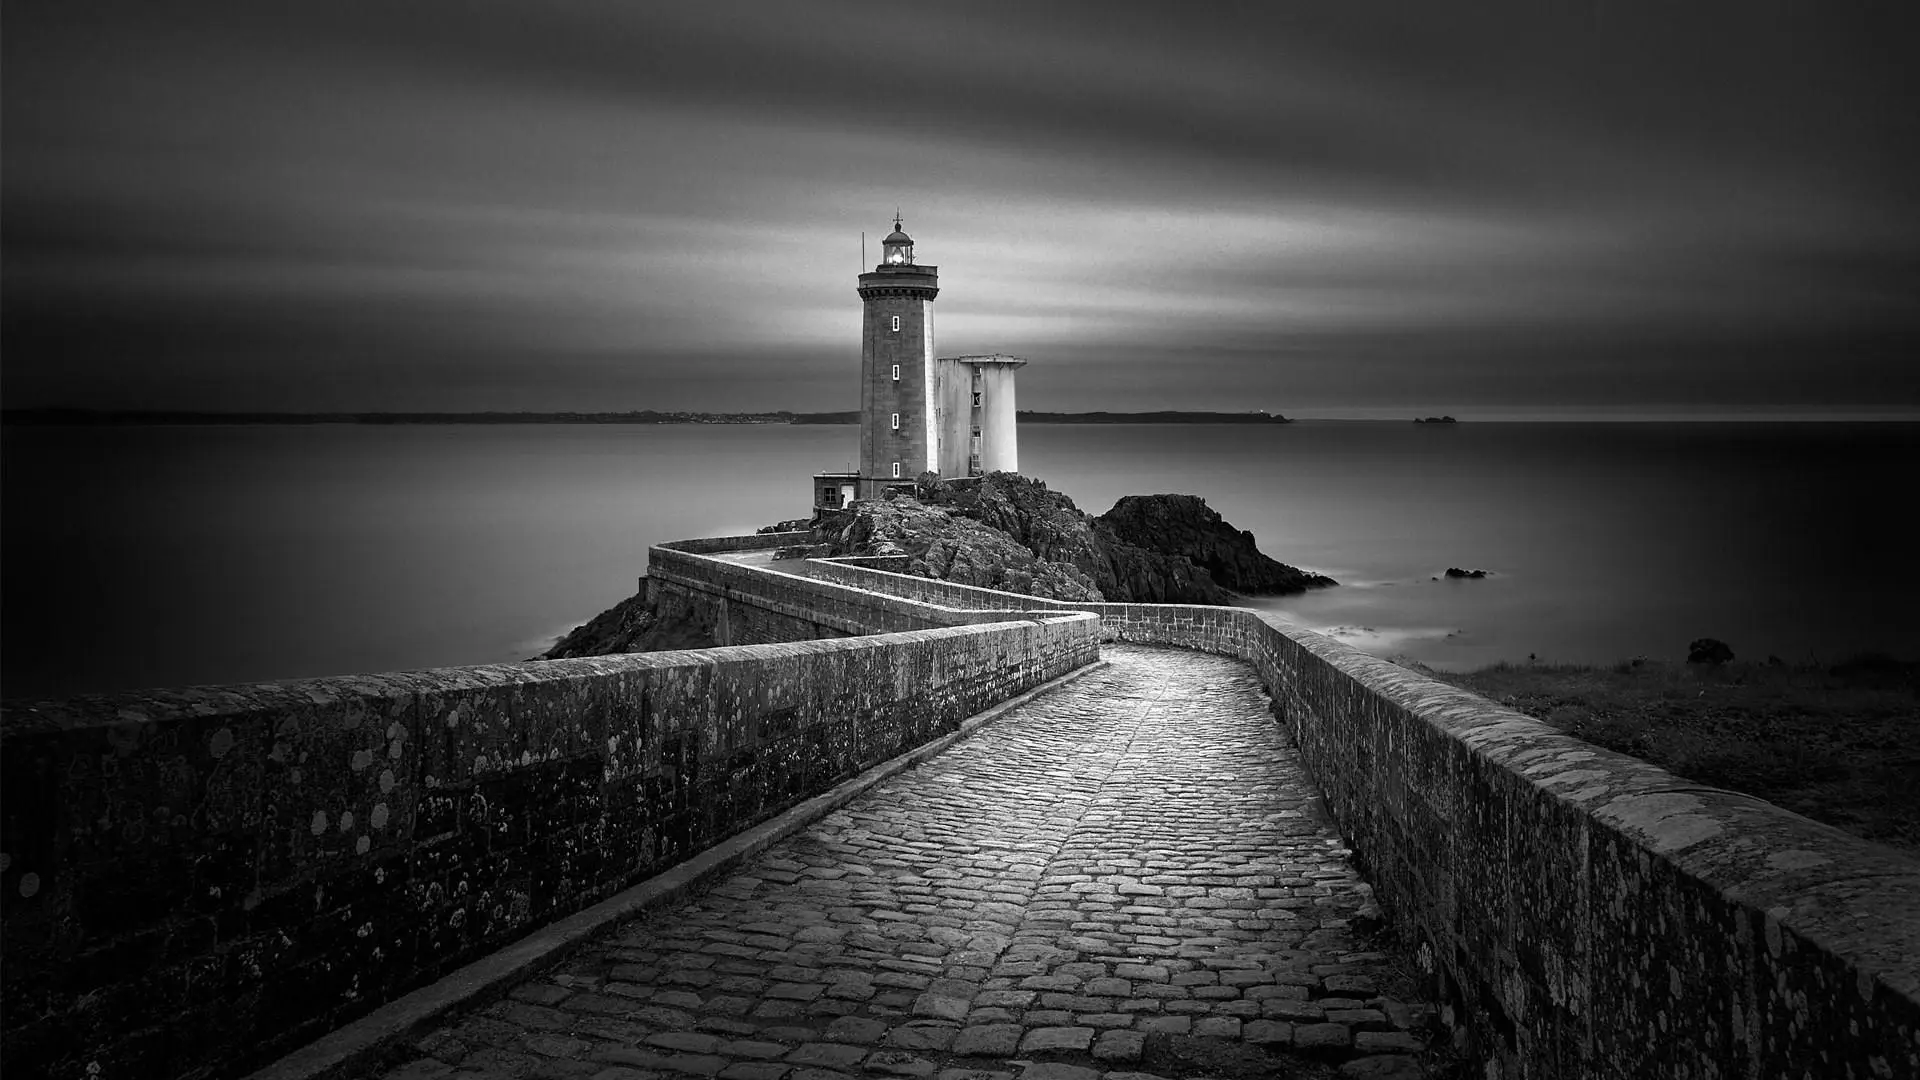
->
[934,354,1026,478]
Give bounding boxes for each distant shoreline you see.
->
[1,408,1293,426]
[4,408,1913,427]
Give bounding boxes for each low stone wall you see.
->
[644,570,855,648]
[805,557,1260,652]
[664,531,813,555]
[798,557,1920,1079]
[0,607,1099,1080]
[651,547,952,639]
[813,553,911,573]
[652,546,1061,642]
[807,557,1043,613]
[1254,619,1920,1079]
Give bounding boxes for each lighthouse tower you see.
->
[855,216,939,499]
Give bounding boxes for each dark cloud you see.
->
[5,1,1917,411]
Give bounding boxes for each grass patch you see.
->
[1419,654,1920,854]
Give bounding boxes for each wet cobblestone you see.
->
[385,646,1449,1080]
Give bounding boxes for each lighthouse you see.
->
[812,218,1027,512]
[854,216,940,500]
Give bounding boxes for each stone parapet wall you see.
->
[807,557,1037,612]
[798,556,1920,1079]
[661,531,812,555]
[811,553,912,573]
[642,571,857,649]
[1250,616,1920,1079]
[652,548,1072,643]
[650,548,952,639]
[0,597,1098,1080]
[805,557,1258,652]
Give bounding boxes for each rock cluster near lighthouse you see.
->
[543,473,1333,658]
[815,473,1333,606]
[822,495,1105,602]
[1097,492,1337,596]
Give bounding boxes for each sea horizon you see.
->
[5,405,1917,425]
[5,418,1915,700]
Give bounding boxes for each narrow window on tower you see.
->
[892,462,901,479]
[891,364,900,381]
[891,412,900,430]
[891,315,900,332]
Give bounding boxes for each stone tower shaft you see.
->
[855,218,939,499]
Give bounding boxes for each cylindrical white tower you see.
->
[945,355,1027,476]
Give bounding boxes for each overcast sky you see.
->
[6,1,1916,413]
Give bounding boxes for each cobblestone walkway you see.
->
[386,647,1447,1080]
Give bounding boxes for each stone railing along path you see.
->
[379,647,1447,1080]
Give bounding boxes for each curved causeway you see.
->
[386,646,1446,1080]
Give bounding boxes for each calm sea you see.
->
[3,421,1914,699]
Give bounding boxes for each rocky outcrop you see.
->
[541,591,654,657]
[546,473,1334,659]
[831,473,1333,605]
[817,495,1103,601]
[1094,539,1229,605]
[915,472,1098,565]
[1096,493,1335,595]
[1444,567,1491,579]
[539,583,718,658]
[1687,637,1735,665]
[913,473,1233,604]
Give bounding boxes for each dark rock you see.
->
[918,472,1103,567]
[860,473,1333,605]
[1686,638,1735,665]
[1096,494,1335,596]
[1351,899,1386,936]
[1443,567,1490,579]
[816,492,1103,602]
[1094,533,1230,605]
[539,591,654,658]
[1413,416,1458,424]
[758,518,812,534]
[537,582,718,658]
[913,473,1230,604]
